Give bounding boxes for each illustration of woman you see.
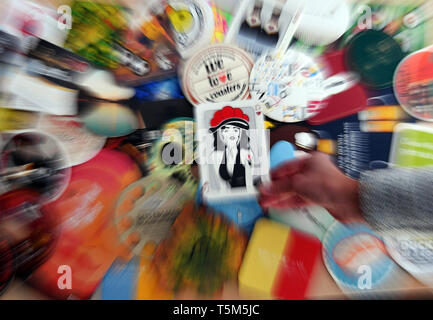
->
[208,106,255,190]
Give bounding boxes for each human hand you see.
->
[259,152,364,223]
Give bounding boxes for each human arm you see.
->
[259,152,433,231]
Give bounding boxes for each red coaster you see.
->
[308,50,368,125]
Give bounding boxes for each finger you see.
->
[271,157,308,181]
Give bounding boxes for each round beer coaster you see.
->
[114,172,196,256]
[250,50,326,122]
[181,44,254,106]
[163,0,214,59]
[249,49,328,123]
[37,115,106,167]
[322,222,398,296]
[383,230,433,287]
[394,47,433,121]
[0,130,71,204]
[148,118,198,187]
[345,30,404,89]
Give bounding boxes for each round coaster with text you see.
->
[383,229,433,287]
[37,115,106,167]
[162,0,214,59]
[394,46,433,121]
[114,172,196,256]
[322,221,399,296]
[0,130,71,204]
[181,44,254,106]
[249,49,327,123]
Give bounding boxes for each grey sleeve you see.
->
[359,167,433,232]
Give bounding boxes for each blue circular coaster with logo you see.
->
[322,222,398,296]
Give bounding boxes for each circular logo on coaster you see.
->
[345,30,404,89]
[0,130,71,203]
[250,50,327,123]
[322,222,397,295]
[383,230,433,287]
[165,0,214,58]
[394,47,433,121]
[181,44,254,105]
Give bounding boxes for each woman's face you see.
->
[219,125,240,146]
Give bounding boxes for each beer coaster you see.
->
[345,30,404,89]
[322,221,400,296]
[181,44,254,106]
[249,49,327,123]
[0,130,71,203]
[114,172,196,256]
[383,230,433,287]
[37,115,106,167]
[394,47,433,121]
[152,0,215,59]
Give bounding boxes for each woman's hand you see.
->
[259,152,364,223]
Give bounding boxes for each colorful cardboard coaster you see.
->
[382,230,433,287]
[37,115,106,167]
[152,202,248,296]
[29,149,141,299]
[114,171,196,257]
[181,44,254,106]
[238,218,322,299]
[394,46,433,122]
[345,30,405,89]
[64,1,129,68]
[42,148,141,240]
[150,0,215,59]
[322,222,400,296]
